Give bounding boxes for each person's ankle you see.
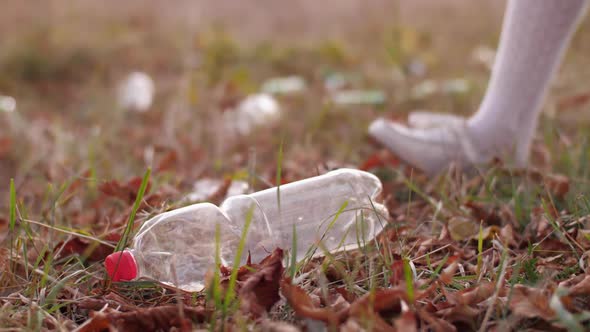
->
[465,119,529,167]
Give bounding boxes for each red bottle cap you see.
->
[105,250,138,281]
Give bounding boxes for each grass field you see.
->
[2,1,590,330]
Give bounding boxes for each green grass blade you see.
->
[114,168,151,252]
[290,223,297,279]
[9,178,16,273]
[9,178,16,232]
[276,138,284,213]
[477,221,483,276]
[403,257,414,303]
[223,205,254,314]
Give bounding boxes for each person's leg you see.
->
[370,0,589,175]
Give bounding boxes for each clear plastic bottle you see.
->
[105,168,388,291]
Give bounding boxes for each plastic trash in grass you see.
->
[330,90,386,106]
[323,72,361,92]
[105,168,388,292]
[471,45,496,71]
[261,76,306,95]
[0,96,16,113]
[184,178,249,202]
[411,79,471,99]
[1,95,24,132]
[224,93,281,135]
[118,71,155,112]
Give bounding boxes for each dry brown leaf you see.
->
[389,260,405,287]
[439,261,459,285]
[238,248,284,316]
[568,275,590,296]
[499,224,519,248]
[509,285,555,320]
[99,176,152,204]
[465,201,502,226]
[207,178,232,206]
[557,91,590,110]
[347,288,413,331]
[359,149,400,171]
[0,217,7,243]
[448,216,478,241]
[417,309,457,332]
[544,174,570,199]
[280,278,342,326]
[444,282,496,306]
[76,306,208,332]
[393,310,418,332]
[435,305,480,326]
[0,137,12,158]
[155,150,178,172]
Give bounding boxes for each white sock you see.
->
[468,0,589,166]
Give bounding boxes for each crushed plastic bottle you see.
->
[118,71,155,112]
[223,93,281,135]
[105,168,388,292]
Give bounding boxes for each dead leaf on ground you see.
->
[359,149,400,171]
[509,285,555,320]
[348,288,411,331]
[238,248,284,316]
[78,292,138,312]
[0,217,7,243]
[567,275,590,296]
[443,282,496,306]
[393,308,418,332]
[448,217,478,241]
[0,137,12,158]
[280,277,343,326]
[155,150,178,172]
[465,201,502,226]
[99,176,152,204]
[557,91,590,110]
[435,304,480,327]
[418,309,457,332]
[76,306,208,332]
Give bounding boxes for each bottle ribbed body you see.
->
[125,169,387,292]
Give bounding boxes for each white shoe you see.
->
[368,112,485,175]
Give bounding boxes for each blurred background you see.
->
[1,0,590,210]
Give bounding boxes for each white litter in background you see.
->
[471,45,496,70]
[0,96,16,113]
[118,71,155,112]
[331,90,386,106]
[411,80,438,99]
[261,76,306,95]
[226,180,249,197]
[324,73,350,92]
[440,79,470,95]
[411,79,470,99]
[185,178,249,202]
[224,93,281,135]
